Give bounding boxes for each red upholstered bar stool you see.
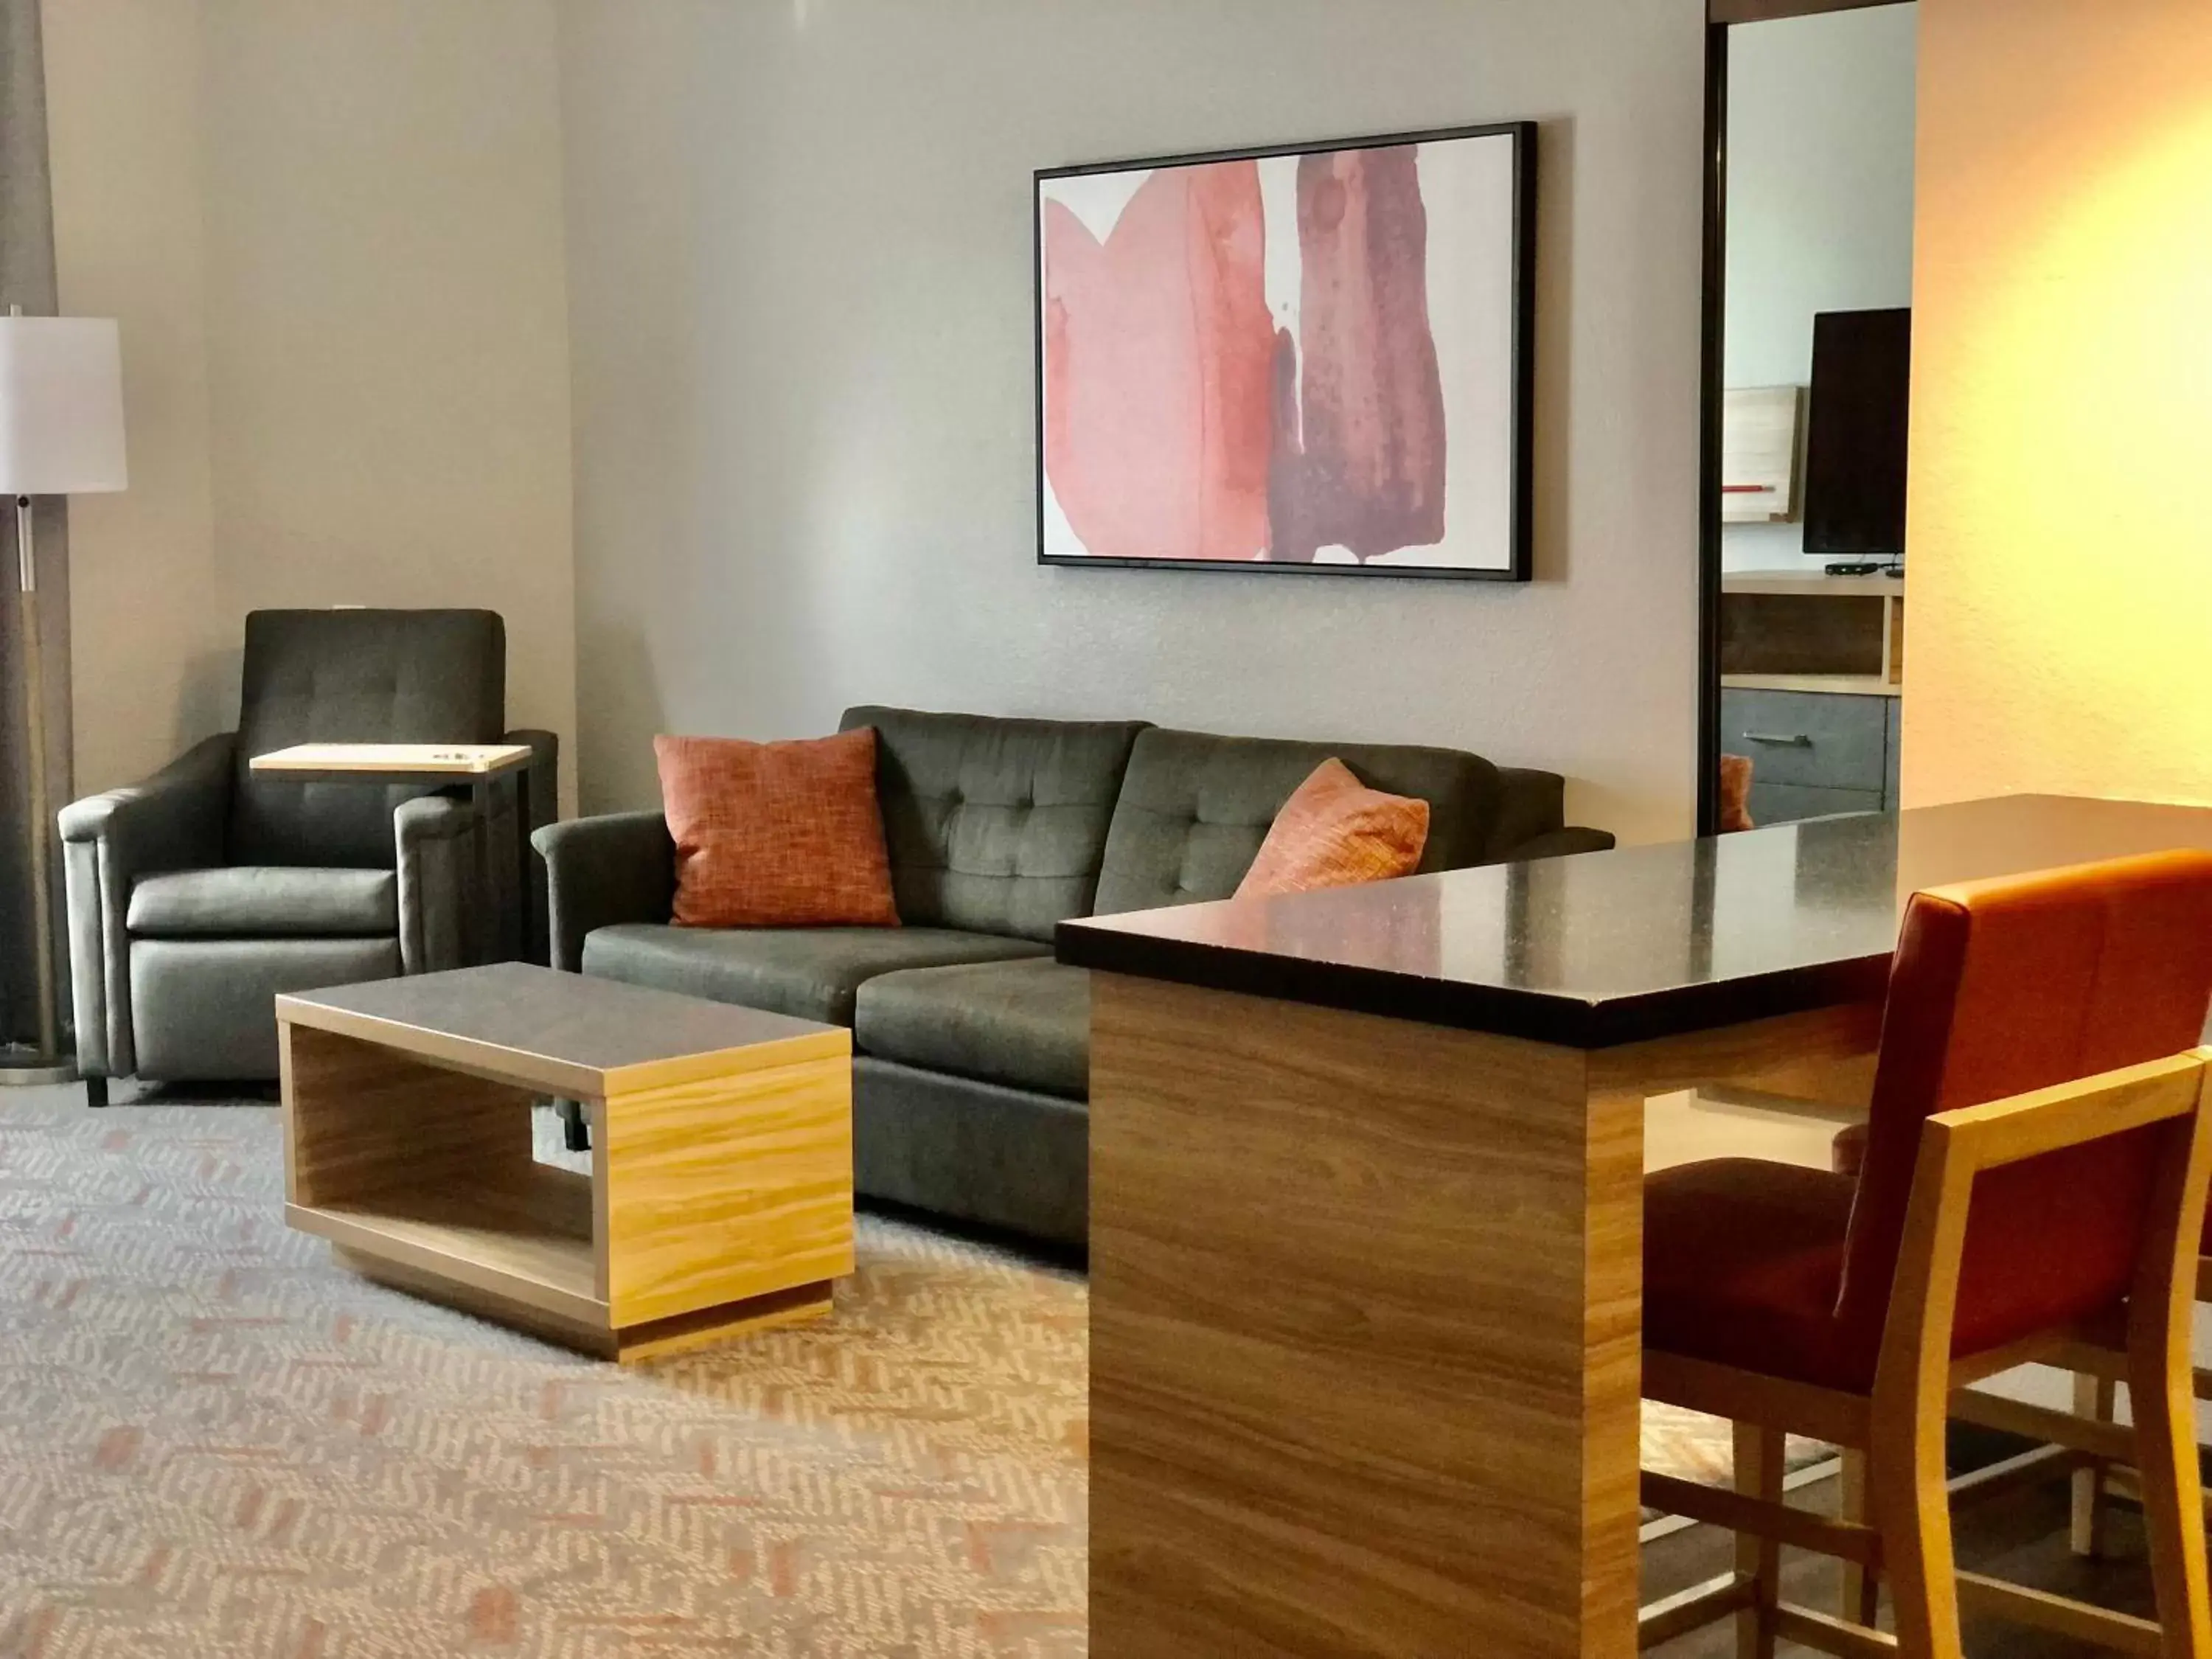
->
[1637,850,2212,1659]
[1832,884,2212,1573]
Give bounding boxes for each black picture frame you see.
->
[1034,119,1537,583]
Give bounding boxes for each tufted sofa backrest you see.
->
[840,706,1149,942]
[1092,727,1506,916]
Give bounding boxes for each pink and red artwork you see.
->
[1037,123,1532,580]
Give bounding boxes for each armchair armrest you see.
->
[60,731,234,858]
[60,732,237,1078]
[394,794,476,975]
[533,810,674,973]
[392,734,560,974]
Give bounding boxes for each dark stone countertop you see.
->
[1056,794,2212,1048]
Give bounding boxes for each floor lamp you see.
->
[0,311,127,1086]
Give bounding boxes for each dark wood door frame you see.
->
[1695,0,1913,834]
[1711,0,1901,21]
[1695,19,1729,836]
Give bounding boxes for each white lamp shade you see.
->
[0,316,127,496]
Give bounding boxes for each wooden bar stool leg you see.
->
[2069,1371,2115,1559]
[1868,1413,1964,1659]
[1734,1422,1782,1659]
[2128,1332,2212,1656]
[1838,1447,1879,1626]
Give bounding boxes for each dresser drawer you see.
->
[1720,689,1888,793]
[1747,780,1885,827]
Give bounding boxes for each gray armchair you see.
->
[60,608,556,1098]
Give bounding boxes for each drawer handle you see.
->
[1742,731,1814,748]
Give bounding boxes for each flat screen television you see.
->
[1803,307,1911,560]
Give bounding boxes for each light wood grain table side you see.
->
[596,1032,855,1364]
[1088,973,1885,1659]
[249,742,536,776]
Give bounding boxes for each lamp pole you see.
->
[0,306,127,1087]
[1,479,65,1079]
[0,299,66,1082]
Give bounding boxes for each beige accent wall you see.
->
[44,0,577,803]
[1902,0,2212,808]
[554,0,1708,841]
[41,0,223,795]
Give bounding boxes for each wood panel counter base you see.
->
[1090,972,1646,1658]
[1077,799,2212,1658]
[1088,973,1885,1658]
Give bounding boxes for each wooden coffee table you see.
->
[276,962,853,1363]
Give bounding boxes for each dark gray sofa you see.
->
[535,706,1613,1248]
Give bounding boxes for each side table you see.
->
[249,742,538,961]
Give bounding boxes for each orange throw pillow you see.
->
[655,728,900,928]
[1235,759,1430,900]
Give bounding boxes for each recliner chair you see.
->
[60,608,555,1101]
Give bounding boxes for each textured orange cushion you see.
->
[1234,759,1430,900]
[655,728,900,929]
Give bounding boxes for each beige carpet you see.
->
[0,1091,1085,1657]
[0,1082,1834,1652]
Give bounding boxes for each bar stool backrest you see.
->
[1834,849,2212,1368]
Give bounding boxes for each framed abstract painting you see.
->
[1035,120,1535,582]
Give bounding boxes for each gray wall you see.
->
[557,0,1707,844]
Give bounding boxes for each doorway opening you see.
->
[1697,1,1917,834]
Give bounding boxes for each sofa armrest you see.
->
[1498,826,1616,863]
[1485,766,1571,863]
[532,810,675,973]
[60,731,237,1078]
[394,793,477,974]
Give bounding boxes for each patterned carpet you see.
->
[0,1082,1836,1653]
[0,1091,1086,1657]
